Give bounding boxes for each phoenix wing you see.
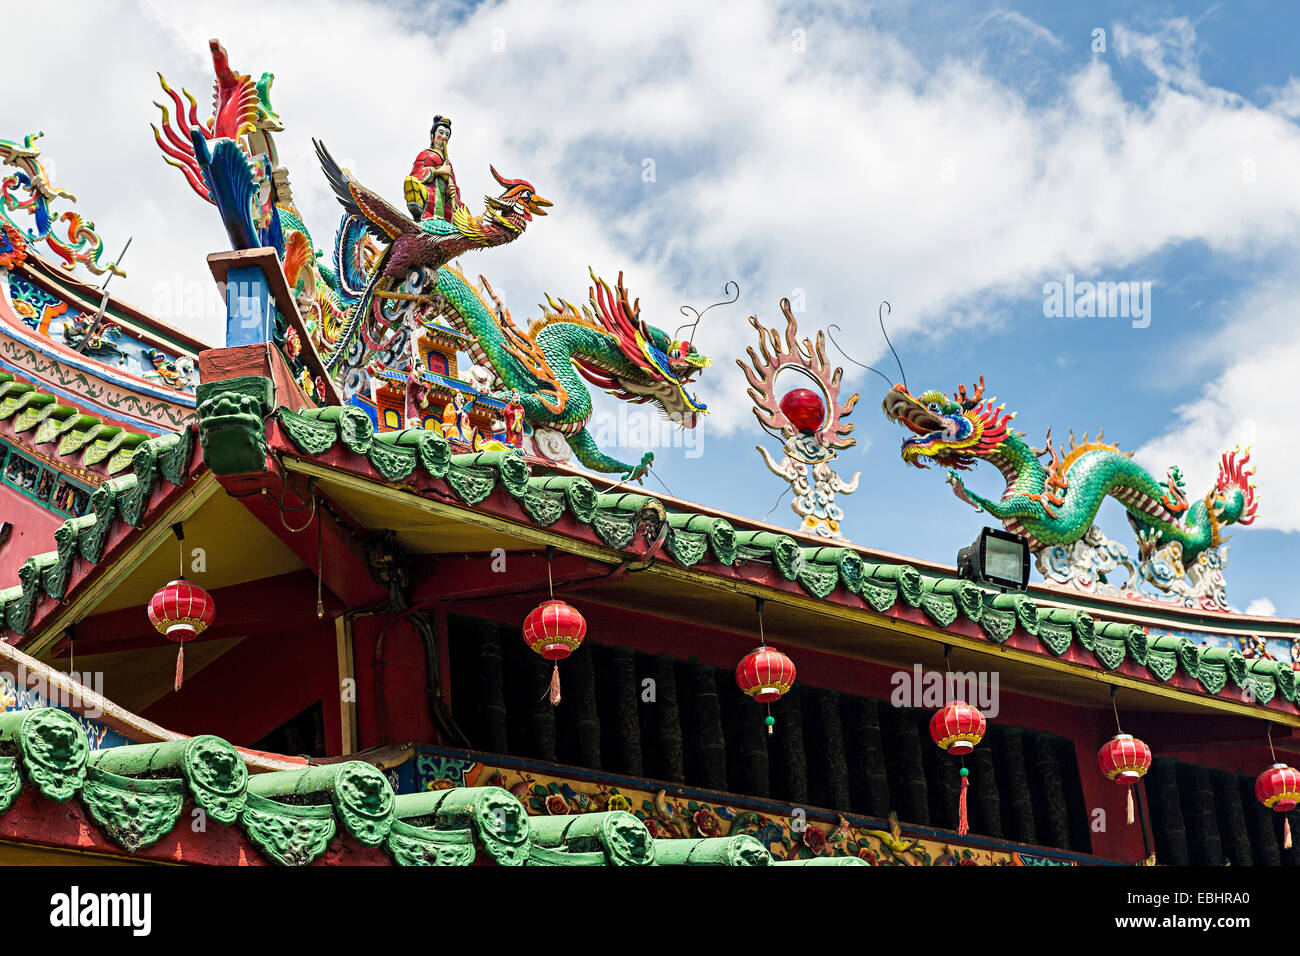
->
[313,138,416,244]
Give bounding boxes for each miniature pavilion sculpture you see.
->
[738,299,860,538]
[882,376,1260,610]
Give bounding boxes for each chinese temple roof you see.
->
[0,639,847,866]
[3,373,1295,728]
[0,703,837,865]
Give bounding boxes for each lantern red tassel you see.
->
[147,578,215,693]
[548,664,562,706]
[522,599,586,707]
[957,770,970,836]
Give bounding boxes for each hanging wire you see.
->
[755,596,775,734]
[316,504,325,619]
[172,522,185,579]
[1111,685,1124,735]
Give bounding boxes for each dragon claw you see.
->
[946,469,983,512]
[625,451,654,484]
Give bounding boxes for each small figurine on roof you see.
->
[441,390,476,445]
[504,388,526,449]
[405,115,462,222]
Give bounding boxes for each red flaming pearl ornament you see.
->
[779,387,825,434]
[929,701,986,756]
[735,645,797,704]
[1255,762,1300,849]
[147,578,215,692]
[523,599,587,706]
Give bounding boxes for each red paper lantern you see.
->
[779,388,825,434]
[1097,734,1152,784]
[1255,763,1300,813]
[522,599,586,660]
[929,701,986,756]
[523,599,586,706]
[735,645,796,704]
[147,578,215,692]
[1255,763,1300,850]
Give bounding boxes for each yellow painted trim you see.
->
[25,472,221,660]
[283,458,1300,728]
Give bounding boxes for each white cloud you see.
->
[7,0,1300,492]
[978,9,1064,50]
[1245,598,1276,616]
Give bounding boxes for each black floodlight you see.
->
[957,526,1029,592]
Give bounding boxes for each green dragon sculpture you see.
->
[882,376,1259,565]
[414,265,710,478]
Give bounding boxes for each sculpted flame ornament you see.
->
[883,376,1260,608]
[738,299,860,538]
[0,133,124,276]
[152,39,710,481]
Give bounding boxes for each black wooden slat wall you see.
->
[454,614,1300,858]
[1143,756,1298,866]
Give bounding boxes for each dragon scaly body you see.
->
[882,377,1259,563]
[441,268,710,478]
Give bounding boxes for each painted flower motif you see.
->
[802,826,827,856]
[857,847,878,864]
[754,821,786,850]
[642,817,662,838]
[545,794,570,816]
[959,856,979,866]
[693,808,721,838]
[12,300,35,319]
[430,778,455,791]
[606,793,632,813]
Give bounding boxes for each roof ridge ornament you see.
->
[0,132,125,277]
[738,297,861,539]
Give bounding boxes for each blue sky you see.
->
[7,0,1299,615]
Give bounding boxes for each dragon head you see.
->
[564,270,711,427]
[881,376,1013,469]
[1211,446,1259,526]
[484,166,552,233]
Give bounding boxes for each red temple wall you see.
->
[0,489,62,582]
[142,616,343,755]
